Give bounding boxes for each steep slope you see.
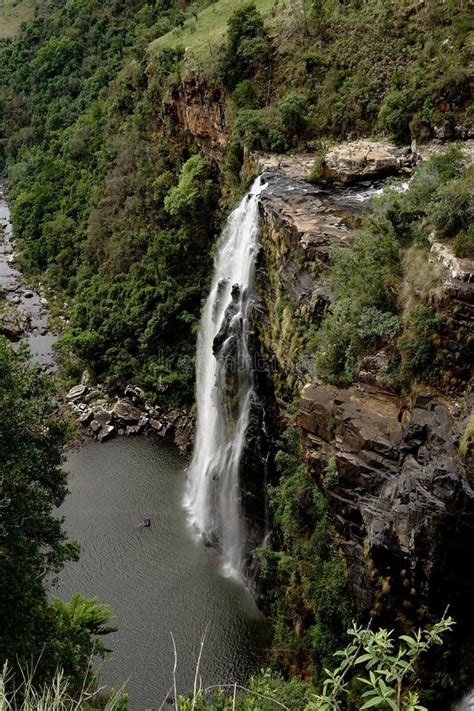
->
[0,0,473,706]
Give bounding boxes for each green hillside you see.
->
[0,0,34,38]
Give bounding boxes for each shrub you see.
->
[398,305,443,382]
[233,79,261,109]
[164,155,217,218]
[277,91,308,137]
[453,225,474,259]
[233,109,267,150]
[357,306,402,346]
[308,615,455,710]
[378,90,412,143]
[428,178,474,238]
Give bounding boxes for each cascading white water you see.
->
[185,176,267,579]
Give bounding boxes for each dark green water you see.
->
[54,437,269,710]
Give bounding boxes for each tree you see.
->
[219,3,270,90]
[0,338,78,676]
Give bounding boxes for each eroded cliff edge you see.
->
[251,147,474,664]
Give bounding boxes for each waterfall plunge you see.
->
[185,177,267,579]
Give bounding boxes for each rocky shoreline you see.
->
[66,379,195,454]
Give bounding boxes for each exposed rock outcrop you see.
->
[68,383,194,453]
[296,383,474,624]
[428,236,474,386]
[321,140,414,183]
[167,78,228,160]
[254,171,378,400]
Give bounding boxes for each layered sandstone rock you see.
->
[321,140,414,183]
[296,383,474,621]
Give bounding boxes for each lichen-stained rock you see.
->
[0,304,31,339]
[113,399,143,425]
[428,235,474,386]
[321,140,414,183]
[254,171,376,401]
[297,383,474,626]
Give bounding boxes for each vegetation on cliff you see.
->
[316,147,473,391]
[0,0,472,708]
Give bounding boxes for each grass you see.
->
[460,413,474,458]
[149,0,296,66]
[0,0,34,39]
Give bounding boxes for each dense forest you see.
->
[0,0,472,709]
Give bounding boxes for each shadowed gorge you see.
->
[0,0,473,709]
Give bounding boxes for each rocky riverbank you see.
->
[67,379,195,454]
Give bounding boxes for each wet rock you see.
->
[321,140,414,183]
[113,399,143,425]
[149,419,163,432]
[67,384,88,401]
[97,424,115,442]
[126,424,143,436]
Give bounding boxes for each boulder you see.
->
[93,407,113,427]
[124,385,145,404]
[149,419,163,432]
[80,369,91,386]
[0,305,31,340]
[322,140,413,183]
[126,424,144,436]
[78,409,94,426]
[113,399,143,425]
[89,420,101,434]
[67,384,88,401]
[97,424,115,442]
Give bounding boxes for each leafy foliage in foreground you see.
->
[308,615,454,710]
[174,616,454,710]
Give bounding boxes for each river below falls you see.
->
[0,184,268,710]
[54,437,269,710]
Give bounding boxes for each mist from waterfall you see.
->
[185,176,266,579]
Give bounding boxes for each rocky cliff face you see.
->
[167,77,228,160]
[296,384,474,623]
[254,168,376,402]
[252,150,474,643]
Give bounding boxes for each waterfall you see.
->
[185,176,267,579]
